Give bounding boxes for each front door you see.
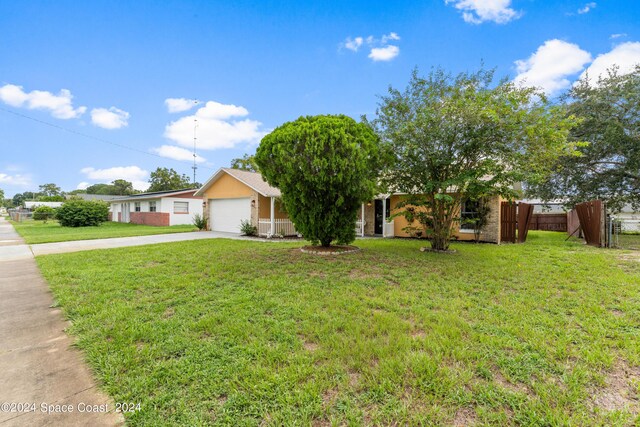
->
[121,203,130,222]
[374,199,390,235]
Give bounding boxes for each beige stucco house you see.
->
[195,167,504,242]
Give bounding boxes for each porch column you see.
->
[382,197,387,237]
[270,196,275,238]
[361,204,365,237]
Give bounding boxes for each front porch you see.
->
[257,196,395,238]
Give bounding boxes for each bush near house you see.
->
[32,205,57,221]
[56,199,109,227]
[256,115,384,247]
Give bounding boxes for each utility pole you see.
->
[192,117,198,185]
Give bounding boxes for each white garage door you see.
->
[210,198,251,233]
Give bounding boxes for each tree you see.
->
[85,183,112,195]
[230,154,259,172]
[111,179,135,195]
[255,115,384,247]
[147,167,191,192]
[526,65,640,212]
[373,68,576,251]
[12,191,35,206]
[38,183,62,198]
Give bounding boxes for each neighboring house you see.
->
[24,201,64,210]
[68,193,121,202]
[196,168,504,242]
[615,204,640,233]
[110,189,202,226]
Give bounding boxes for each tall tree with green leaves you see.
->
[147,167,191,192]
[526,65,640,211]
[38,183,62,197]
[255,115,384,247]
[373,68,576,251]
[111,179,135,195]
[230,154,259,172]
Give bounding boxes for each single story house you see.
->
[24,201,64,210]
[614,204,640,233]
[195,168,504,242]
[110,189,202,226]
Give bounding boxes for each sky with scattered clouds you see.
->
[0,0,638,196]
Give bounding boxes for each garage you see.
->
[209,197,251,233]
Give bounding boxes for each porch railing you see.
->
[258,218,298,237]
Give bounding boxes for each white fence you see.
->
[258,218,392,238]
[258,218,298,237]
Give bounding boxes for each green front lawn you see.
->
[37,233,639,426]
[11,220,196,244]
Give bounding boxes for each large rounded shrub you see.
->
[56,200,109,227]
[32,205,57,221]
[255,115,383,247]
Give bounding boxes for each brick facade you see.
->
[129,212,170,226]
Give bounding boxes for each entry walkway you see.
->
[0,217,123,426]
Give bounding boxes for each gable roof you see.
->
[110,189,198,202]
[195,168,281,198]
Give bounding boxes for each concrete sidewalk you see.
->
[0,217,123,426]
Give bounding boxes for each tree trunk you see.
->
[320,238,332,247]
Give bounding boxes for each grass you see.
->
[618,234,640,251]
[11,220,197,244]
[36,232,640,426]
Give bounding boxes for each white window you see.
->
[149,201,157,212]
[173,201,189,214]
[134,202,141,212]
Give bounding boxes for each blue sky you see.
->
[1,0,638,197]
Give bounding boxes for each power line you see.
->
[0,106,214,172]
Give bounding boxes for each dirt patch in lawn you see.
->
[300,245,360,255]
[453,407,477,426]
[493,368,532,395]
[592,360,640,413]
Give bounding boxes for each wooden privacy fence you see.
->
[517,203,534,243]
[574,200,604,247]
[501,202,517,243]
[528,214,567,232]
[500,202,534,243]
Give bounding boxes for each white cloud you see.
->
[610,33,627,40]
[80,166,149,191]
[165,98,198,113]
[579,42,640,82]
[164,101,266,150]
[152,145,206,163]
[514,39,592,94]
[343,37,364,52]
[0,172,32,187]
[0,84,86,119]
[76,182,90,190]
[368,45,400,62]
[381,32,400,43]
[577,2,596,14]
[341,32,401,62]
[90,107,130,129]
[445,0,520,24]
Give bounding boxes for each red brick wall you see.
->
[129,212,170,226]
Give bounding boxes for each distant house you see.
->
[109,189,202,226]
[24,201,64,210]
[615,204,640,233]
[196,168,505,242]
[68,194,121,202]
